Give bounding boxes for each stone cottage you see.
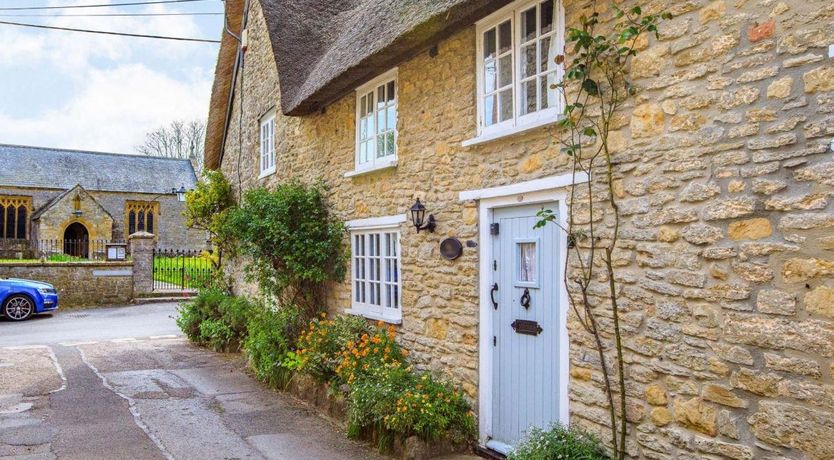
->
[0,144,205,257]
[204,0,834,457]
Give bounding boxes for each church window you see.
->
[0,196,32,240]
[125,201,159,236]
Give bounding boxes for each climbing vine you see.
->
[537,6,670,459]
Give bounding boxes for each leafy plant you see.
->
[336,322,408,386]
[225,181,347,315]
[508,424,608,460]
[385,372,476,444]
[244,305,304,389]
[347,363,415,446]
[198,318,236,352]
[176,287,227,341]
[295,314,370,385]
[183,169,237,278]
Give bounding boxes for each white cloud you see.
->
[0,64,212,154]
[0,0,220,153]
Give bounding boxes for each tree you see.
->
[136,119,206,173]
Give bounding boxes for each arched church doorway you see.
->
[64,222,89,258]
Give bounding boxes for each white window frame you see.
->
[259,109,276,178]
[348,68,398,177]
[464,0,565,147]
[345,214,406,324]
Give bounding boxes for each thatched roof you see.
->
[204,0,245,172]
[268,0,511,116]
[204,0,510,170]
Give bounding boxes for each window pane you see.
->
[540,0,554,35]
[128,210,136,235]
[521,43,536,78]
[484,94,497,126]
[377,136,385,158]
[484,59,497,94]
[386,132,395,156]
[146,211,154,235]
[16,206,25,239]
[0,206,5,238]
[521,7,537,42]
[367,92,374,114]
[377,110,386,134]
[386,81,395,102]
[499,89,513,122]
[377,85,385,111]
[541,36,555,72]
[522,79,537,115]
[5,207,13,239]
[498,54,513,88]
[483,28,496,59]
[541,73,559,109]
[138,210,145,232]
[518,242,537,282]
[498,20,512,53]
[386,106,396,134]
[360,95,366,117]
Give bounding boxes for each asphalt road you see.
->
[0,303,383,460]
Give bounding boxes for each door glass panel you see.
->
[518,242,537,282]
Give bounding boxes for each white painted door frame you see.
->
[459,171,587,446]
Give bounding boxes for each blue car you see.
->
[0,278,59,321]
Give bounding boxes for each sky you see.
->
[0,0,224,154]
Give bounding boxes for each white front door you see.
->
[487,203,561,453]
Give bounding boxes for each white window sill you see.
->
[344,160,397,178]
[344,308,402,325]
[461,115,564,147]
[258,167,276,179]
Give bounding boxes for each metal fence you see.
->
[152,248,212,291]
[30,239,124,261]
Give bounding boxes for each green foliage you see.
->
[507,424,608,460]
[226,181,347,313]
[295,314,370,384]
[347,364,415,444]
[198,318,235,352]
[184,170,236,242]
[340,323,475,446]
[175,288,258,351]
[243,305,304,389]
[384,372,476,444]
[335,322,408,386]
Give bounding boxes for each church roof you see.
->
[0,144,197,194]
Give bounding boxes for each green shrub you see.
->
[176,287,227,342]
[296,314,369,385]
[225,182,347,314]
[176,288,257,350]
[336,322,408,386]
[385,372,476,444]
[347,363,415,446]
[507,424,608,460]
[198,318,236,352]
[244,305,303,389]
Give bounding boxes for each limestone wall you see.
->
[218,0,834,457]
[0,262,134,308]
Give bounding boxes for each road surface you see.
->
[0,303,383,460]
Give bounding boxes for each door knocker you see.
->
[520,288,531,309]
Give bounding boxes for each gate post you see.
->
[129,231,156,296]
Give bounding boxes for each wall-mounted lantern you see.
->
[409,198,436,233]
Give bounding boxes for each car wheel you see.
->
[3,295,34,321]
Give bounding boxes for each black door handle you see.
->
[490,283,498,310]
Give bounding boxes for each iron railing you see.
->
[28,239,124,261]
[152,248,212,291]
